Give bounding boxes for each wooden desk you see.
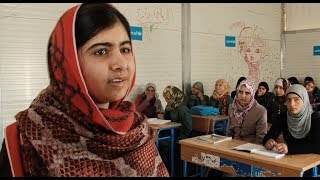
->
[150,122,181,176]
[192,115,228,134]
[180,136,320,177]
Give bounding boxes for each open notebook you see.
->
[147,118,171,125]
[232,143,285,159]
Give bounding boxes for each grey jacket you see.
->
[226,101,267,144]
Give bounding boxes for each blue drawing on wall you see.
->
[313,46,320,56]
[251,166,280,177]
[220,158,251,176]
[130,26,143,41]
[225,36,236,47]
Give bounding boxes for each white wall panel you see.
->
[190,3,281,96]
[285,3,320,31]
[283,31,320,85]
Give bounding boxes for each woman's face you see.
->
[145,87,155,97]
[274,85,285,96]
[191,85,200,95]
[286,93,303,114]
[237,86,252,105]
[257,86,267,96]
[164,94,174,106]
[305,83,315,93]
[78,21,134,109]
[215,81,224,93]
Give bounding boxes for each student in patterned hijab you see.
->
[161,85,192,176]
[0,3,168,177]
[162,85,192,141]
[263,84,320,163]
[226,79,267,144]
[209,79,233,115]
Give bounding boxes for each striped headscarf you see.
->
[163,85,185,111]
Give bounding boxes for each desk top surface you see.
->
[192,114,228,121]
[149,122,181,130]
[179,136,320,172]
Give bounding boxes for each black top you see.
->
[254,92,273,110]
[0,140,12,177]
[266,94,287,124]
[231,90,236,99]
[262,112,320,154]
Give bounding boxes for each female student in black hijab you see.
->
[288,77,300,85]
[254,81,273,109]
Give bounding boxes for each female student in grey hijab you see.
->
[262,84,320,155]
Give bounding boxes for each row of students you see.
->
[211,79,320,177]
[0,3,318,177]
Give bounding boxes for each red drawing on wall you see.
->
[238,26,268,86]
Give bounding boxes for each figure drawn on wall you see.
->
[114,3,176,48]
[226,21,270,89]
[238,25,268,87]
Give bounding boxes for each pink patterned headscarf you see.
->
[231,79,256,124]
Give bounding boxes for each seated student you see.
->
[304,80,320,111]
[226,79,267,144]
[288,76,300,85]
[0,3,169,177]
[254,81,273,109]
[304,76,314,86]
[231,77,247,99]
[262,84,320,176]
[159,85,192,176]
[185,81,209,108]
[208,79,233,115]
[162,85,192,142]
[135,82,164,118]
[266,78,289,124]
[219,79,267,177]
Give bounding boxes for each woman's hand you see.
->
[265,139,277,150]
[198,91,204,100]
[157,113,164,119]
[275,143,288,154]
[146,93,154,101]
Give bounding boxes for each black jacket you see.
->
[262,112,320,154]
[0,140,12,177]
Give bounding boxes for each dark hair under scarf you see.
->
[258,81,269,93]
[235,77,247,89]
[288,77,300,85]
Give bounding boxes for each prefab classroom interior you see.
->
[0,3,319,142]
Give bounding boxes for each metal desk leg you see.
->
[183,160,187,177]
[156,131,160,149]
[223,119,227,135]
[171,128,175,177]
[313,166,318,177]
[200,166,205,177]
